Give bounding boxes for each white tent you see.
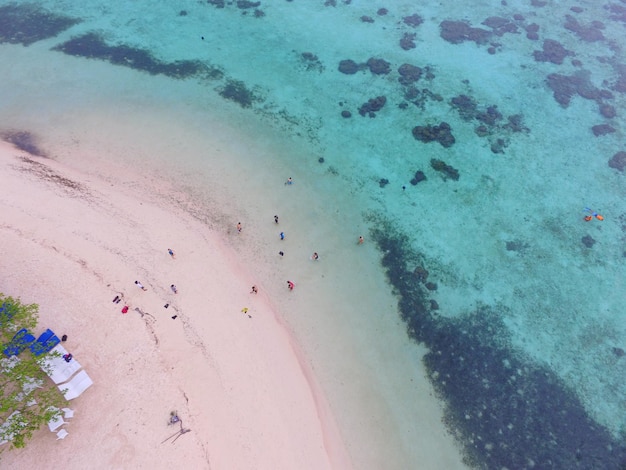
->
[58,370,93,401]
[40,344,82,385]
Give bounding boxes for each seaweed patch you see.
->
[218,79,260,108]
[0,4,80,46]
[52,33,211,80]
[1,130,47,157]
[368,216,626,469]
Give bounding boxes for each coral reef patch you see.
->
[430,158,459,180]
[533,39,571,65]
[591,124,615,136]
[608,151,626,172]
[412,123,455,148]
[359,96,387,117]
[439,20,491,45]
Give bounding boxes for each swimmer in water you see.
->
[583,207,604,221]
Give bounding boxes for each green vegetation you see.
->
[0,295,65,450]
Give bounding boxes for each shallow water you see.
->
[1,1,626,468]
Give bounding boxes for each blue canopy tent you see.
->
[30,329,60,357]
[2,328,36,357]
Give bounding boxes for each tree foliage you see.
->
[0,294,65,450]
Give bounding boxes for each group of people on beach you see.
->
[116,176,365,321]
[116,247,180,320]
[238,176,365,297]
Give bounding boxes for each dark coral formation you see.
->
[403,14,423,28]
[599,103,616,118]
[360,15,374,23]
[449,93,526,153]
[359,96,387,117]
[401,87,442,111]
[236,1,261,9]
[53,33,210,79]
[218,79,258,108]
[413,265,429,282]
[525,22,540,40]
[546,70,605,107]
[430,158,459,180]
[338,59,361,74]
[504,114,529,133]
[533,39,571,65]
[592,124,615,136]
[506,240,529,252]
[366,57,391,75]
[206,1,265,18]
[300,52,324,72]
[608,3,626,23]
[613,63,626,93]
[368,219,626,470]
[397,64,422,85]
[608,151,626,172]
[481,16,518,36]
[581,235,596,248]
[410,170,426,185]
[450,95,478,121]
[440,20,491,45]
[477,105,503,126]
[1,130,47,157]
[338,58,391,75]
[400,32,416,50]
[564,14,605,42]
[475,125,489,137]
[490,138,508,154]
[379,178,389,188]
[412,123,455,148]
[0,4,80,46]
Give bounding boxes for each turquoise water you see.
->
[1,1,626,468]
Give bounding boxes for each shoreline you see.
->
[0,140,351,469]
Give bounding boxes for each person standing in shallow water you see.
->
[274,215,279,224]
[358,236,364,244]
[237,222,242,233]
[287,280,295,291]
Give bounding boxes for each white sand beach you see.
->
[0,140,350,469]
[0,138,466,469]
